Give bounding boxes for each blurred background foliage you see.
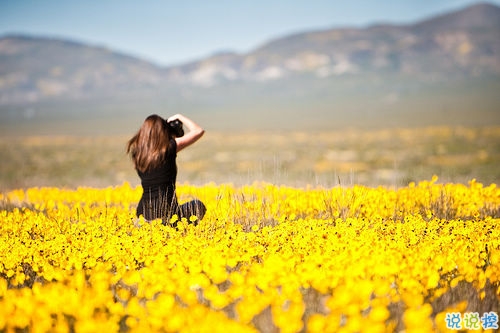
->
[1,126,498,190]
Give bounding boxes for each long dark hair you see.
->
[127,114,173,173]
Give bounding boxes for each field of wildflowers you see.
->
[0,177,499,332]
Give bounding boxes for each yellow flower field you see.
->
[0,177,499,332]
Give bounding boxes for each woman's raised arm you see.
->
[167,114,205,152]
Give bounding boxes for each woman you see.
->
[127,114,206,225]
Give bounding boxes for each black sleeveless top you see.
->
[136,139,179,220]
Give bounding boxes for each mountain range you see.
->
[170,2,500,86]
[0,2,499,133]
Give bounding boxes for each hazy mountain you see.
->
[0,2,499,133]
[167,2,500,85]
[0,35,169,104]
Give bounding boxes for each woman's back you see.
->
[136,138,178,220]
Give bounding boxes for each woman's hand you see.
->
[167,114,182,123]
[169,114,205,152]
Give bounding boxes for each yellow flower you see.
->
[0,179,498,332]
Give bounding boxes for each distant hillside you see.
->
[0,2,499,133]
[167,2,500,86]
[0,35,168,104]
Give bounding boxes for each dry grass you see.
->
[0,126,499,191]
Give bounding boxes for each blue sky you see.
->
[1,0,498,66]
